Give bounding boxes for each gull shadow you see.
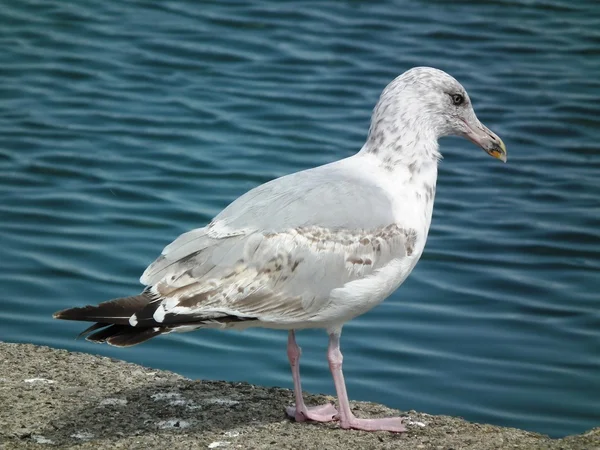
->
[32,377,337,447]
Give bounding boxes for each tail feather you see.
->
[84,323,165,347]
[86,324,130,343]
[105,327,164,347]
[77,322,111,339]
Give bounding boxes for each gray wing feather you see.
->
[140,161,407,324]
[215,161,394,232]
[141,161,394,285]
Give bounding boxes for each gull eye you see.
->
[451,94,464,106]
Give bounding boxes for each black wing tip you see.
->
[52,293,154,323]
[53,308,78,320]
[53,305,101,321]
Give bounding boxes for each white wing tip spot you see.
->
[129,314,138,327]
[153,306,166,323]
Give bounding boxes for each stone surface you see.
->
[0,342,598,449]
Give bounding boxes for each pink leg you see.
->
[286,330,338,423]
[327,331,406,432]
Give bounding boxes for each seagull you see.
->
[54,67,506,433]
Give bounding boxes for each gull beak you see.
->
[463,120,507,163]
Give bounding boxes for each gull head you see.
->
[367,67,507,163]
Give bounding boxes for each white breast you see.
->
[307,153,438,329]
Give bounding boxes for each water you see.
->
[1,0,599,439]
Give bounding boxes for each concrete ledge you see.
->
[0,342,597,449]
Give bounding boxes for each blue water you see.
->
[1,0,599,439]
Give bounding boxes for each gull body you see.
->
[54,67,506,432]
[144,151,435,332]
